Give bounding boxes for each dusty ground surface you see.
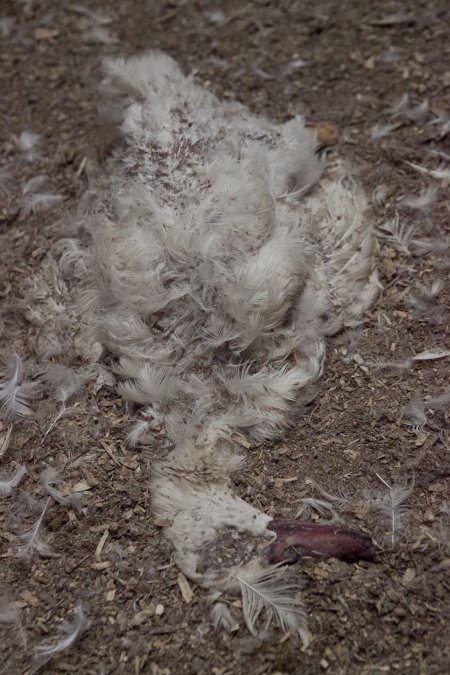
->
[0,1,449,673]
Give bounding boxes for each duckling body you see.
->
[89,52,378,632]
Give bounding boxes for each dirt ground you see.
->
[0,1,449,673]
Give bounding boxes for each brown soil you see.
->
[0,1,449,674]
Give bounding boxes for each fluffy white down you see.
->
[84,52,378,589]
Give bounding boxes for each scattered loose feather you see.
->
[0,594,26,646]
[0,353,38,425]
[0,465,26,496]
[371,123,398,140]
[365,356,413,370]
[366,348,450,371]
[412,348,450,361]
[405,100,429,122]
[371,184,388,206]
[42,364,86,439]
[16,131,41,161]
[341,329,363,363]
[0,425,13,458]
[211,602,239,632]
[310,481,355,512]
[238,566,310,645]
[366,474,413,548]
[295,497,341,521]
[426,389,450,411]
[389,93,410,116]
[34,602,89,661]
[125,420,150,447]
[82,26,117,45]
[406,161,450,181]
[407,280,447,324]
[401,396,428,432]
[376,213,416,254]
[20,192,64,217]
[398,185,438,211]
[16,497,53,558]
[0,595,21,624]
[0,168,13,196]
[40,466,82,507]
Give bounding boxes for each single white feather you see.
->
[34,602,89,660]
[366,474,413,548]
[406,161,450,181]
[401,397,427,433]
[0,353,38,425]
[41,364,86,439]
[371,123,398,140]
[398,185,438,211]
[371,184,388,206]
[0,425,13,458]
[295,497,341,521]
[238,565,310,645]
[376,213,417,255]
[40,466,82,507]
[20,192,64,217]
[125,420,150,447]
[16,497,53,558]
[211,602,239,632]
[412,349,450,361]
[0,465,26,497]
[426,389,450,411]
[16,130,41,159]
[0,595,21,624]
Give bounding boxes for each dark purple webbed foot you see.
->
[268,519,374,564]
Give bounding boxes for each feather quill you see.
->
[237,565,310,645]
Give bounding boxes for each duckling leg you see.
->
[267,519,374,564]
